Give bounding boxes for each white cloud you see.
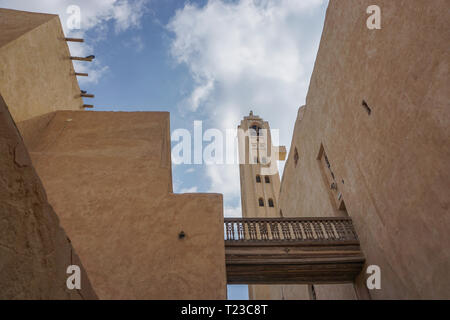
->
[185,167,195,174]
[124,35,145,53]
[206,164,240,199]
[179,186,198,193]
[167,0,327,203]
[0,0,147,34]
[0,0,148,84]
[188,79,214,112]
[224,206,242,218]
[111,0,147,33]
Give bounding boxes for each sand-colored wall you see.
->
[24,111,227,299]
[0,9,83,123]
[0,8,55,48]
[278,0,450,299]
[0,95,97,300]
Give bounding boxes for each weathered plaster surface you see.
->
[277,0,450,299]
[0,8,225,299]
[0,9,82,123]
[26,111,227,299]
[0,95,97,300]
[0,8,55,48]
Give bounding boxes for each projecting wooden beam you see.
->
[226,244,365,284]
[82,105,94,109]
[70,55,95,62]
[65,38,84,42]
[81,93,95,98]
[75,72,88,77]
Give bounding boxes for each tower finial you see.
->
[249,110,253,116]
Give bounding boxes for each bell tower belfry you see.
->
[238,111,286,218]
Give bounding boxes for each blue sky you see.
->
[0,0,329,299]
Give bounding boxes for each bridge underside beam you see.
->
[226,244,365,284]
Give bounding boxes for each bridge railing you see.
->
[224,217,359,245]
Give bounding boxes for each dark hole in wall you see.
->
[362,100,371,115]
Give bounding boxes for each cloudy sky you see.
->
[0,0,329,299]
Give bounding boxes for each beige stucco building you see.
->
[243,0,450,299]
[238,112,284,219]
[0,9,83,123]
[237,112,287,299]
[0,8,226,300]
[1,0,449,300]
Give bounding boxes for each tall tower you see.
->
[238,111,286,218]
[237,111,287,300]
